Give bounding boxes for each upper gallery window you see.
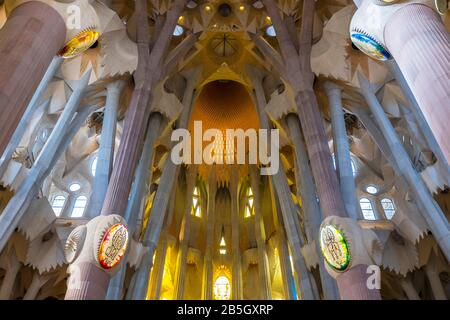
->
[381,198,396,219]
[244,187,255,218]
[51,195,66,217]
[266,25,276,37]
[191,187,202,217]
[214,275,231,300]
[359,198,376,220]
[173,25,184,36]
[71,196,87,218]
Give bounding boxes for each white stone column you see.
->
[323,82,359,220]
[0,70,91,252]
[358,73,450,260]
[230,166,243,299]
[23,272,51,300]
[86,80,125,218]
[0,56,63,178]
[0,250,22,299]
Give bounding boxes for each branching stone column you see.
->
[259,0,381,299]
[358,73,450,260]
[286,113,340,300]
[247,65,317,299]
[250,167,272,300]
[202,167,216,300]
[174,166,197,299]
[0,56,63,178]
[86,80,126,218]
[0,1,66,156]
[323,82,359,220]
[351,1,450,163]
[0,71,91,252]
[64,0,189,300]
[424,253,447,300]
[106,112,163,300]
[229,166,244,299]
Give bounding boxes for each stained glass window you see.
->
[244,187,255,218]
[381,198,396,219]
[359,198,376,220]
[366,185,378,195]
[71,196,87,217]
[214,276,231,300]
[69,183,81,192]
[191,187,201,217]
[51,195,66,217]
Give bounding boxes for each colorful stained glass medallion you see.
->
[320,225,350,272]
[59,29,99,59]
[98,223,129,269]
[351,32,391,61]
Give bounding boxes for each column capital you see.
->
[350,0,437,61]
[106,79,126,95]
[322,81,342,96]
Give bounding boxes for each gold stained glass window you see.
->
[214,276,231,300]
[191,187,202,217]
[244,187,255,218]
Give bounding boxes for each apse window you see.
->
[91,156,98,176]
[381,198,396,220]
[219,235,227,255]
[69,183,81,192]
[359,197,376,220]
[266,25,276,37]
[71,196,87,218]
[214,276,231,300]
[366,185,378,195]
[244,187,255,218]
[191,187,202,217]
[51,195,66,217]
[173,25,184,36]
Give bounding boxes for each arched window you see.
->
[91,156,98,176]
[332,153,356,176]
[360,198,376,220]
[266,25,276,37]
[69,183,81,192]
[173,25,184,36]
[71,196,87,217]
[244,187,255,218]
[51,195,66,217]
[366,185,378,195]
[214,276,231,300]
[381,198,396,219]
[191,187,201,217]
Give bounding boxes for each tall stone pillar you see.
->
[86,81,125,218]
[0,250,22,299]
[0,1,66,157]
[358,73,450,260]
[250,167,272,300]
[229,166,243,300]
[323,82,359,220]
[286,114,340,300]
[202,167,216,300]
[106,112,163,300]
[174,166,197,299]
[351,1,450,163]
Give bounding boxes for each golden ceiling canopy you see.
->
[189,80,260,132]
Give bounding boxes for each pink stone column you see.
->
[0,1,66,156]
[385,4,450,163]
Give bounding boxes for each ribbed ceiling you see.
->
[189,80,259,132]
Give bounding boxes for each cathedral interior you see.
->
[0,0,449,300]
